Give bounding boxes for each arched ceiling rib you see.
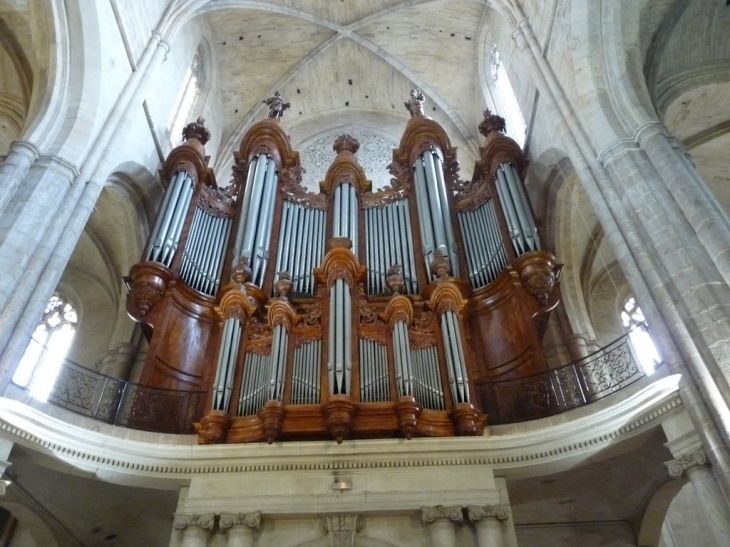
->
[188,0,490,171]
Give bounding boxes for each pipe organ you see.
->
[125,101,562,444]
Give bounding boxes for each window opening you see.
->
[621,297,661,375]
[13,295,78,402]
[168,45,205,146]
[490,44,526,147]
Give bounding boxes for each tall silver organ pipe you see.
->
[269,324,288,402]
[495,163,539,256]
[333,183,358,253]
[411,346,445,410]
[238,351,272,416]
[365,199,417,295]
[275,201,325,297]
[147,170,194,267]
[457,200,509,289]
[212,317,242,411]
[179,208,232,295]
[359,338,389,402]
[328,278,352,395]
[414,150,459,281]
[392,321,414,397]
[440,310,470,404]
[234,154,278,286]
[291,339,321,404]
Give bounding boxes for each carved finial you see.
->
[262,91,290,120]
[404,88,425,118]
[182,117,211,145]
[430,247,450,279]
[386,265,405,295]
[334,134,360,155]
[274,271,293,298]
[478,108,507,138]
[231,256,251,284]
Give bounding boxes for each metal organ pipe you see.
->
[364,199,417,295]
[148,171,194,267]
[212,317,242,411]
[495,163,539,257]
[328,278,352,395]
[269,324,288,402]
[440,310,470,404]
[235,154,278,287]
[393,320,414,397]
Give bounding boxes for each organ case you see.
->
[125,104,561,443]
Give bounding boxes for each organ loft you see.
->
[124,91,562,444]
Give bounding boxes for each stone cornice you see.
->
[0,376,682,487]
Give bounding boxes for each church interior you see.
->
[0,1,729,546]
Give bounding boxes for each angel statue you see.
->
[263,91,290,120]
[404,88,425,118]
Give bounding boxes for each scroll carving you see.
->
[197,183,237,218]
[219,511,261,530]
[453,174,491,212]
[359,285,384,326]
[246,317,272,356]
[302,297,323,327]
[421,506,464,524]
[361,161,411,209]
[410,311,437,350]
[280,165,329,210]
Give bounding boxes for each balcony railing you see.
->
[34,361,205,434]
[15,325,655,434]
[479,326,655,424]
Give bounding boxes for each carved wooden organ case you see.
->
[125,113,562,444]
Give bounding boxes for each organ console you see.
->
[125,93,561,444]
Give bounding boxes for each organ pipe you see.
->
[147,170,194,267]
[495,163,539,256]
[235,154,278,287]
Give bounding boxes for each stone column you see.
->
[219,512,260,547]
[467,505,509,547]
[421,506,463,547]
[0,437,13,497]
[0,140,39,213]
[666,448,730,547]
[320,514,362,547]
[173,514,215,547]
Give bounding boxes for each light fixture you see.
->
[331,479,352,492]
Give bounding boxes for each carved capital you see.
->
[513,251,560,307]
[666,448,709,478]
[421,505,464,524]
[320,514,363,547]
[219,511,261,531]
[173,513,216,532]
[321,395,359,444]
[467,504,510,523]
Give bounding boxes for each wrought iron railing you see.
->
[17,325,655,433]
[32,360,206,434]
[478,325,656,424]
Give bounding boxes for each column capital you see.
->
[666,447,708,479]
[219,511,261,531]
[467,504,510,523]
[421,505,463,524]
[173,513,216,532]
